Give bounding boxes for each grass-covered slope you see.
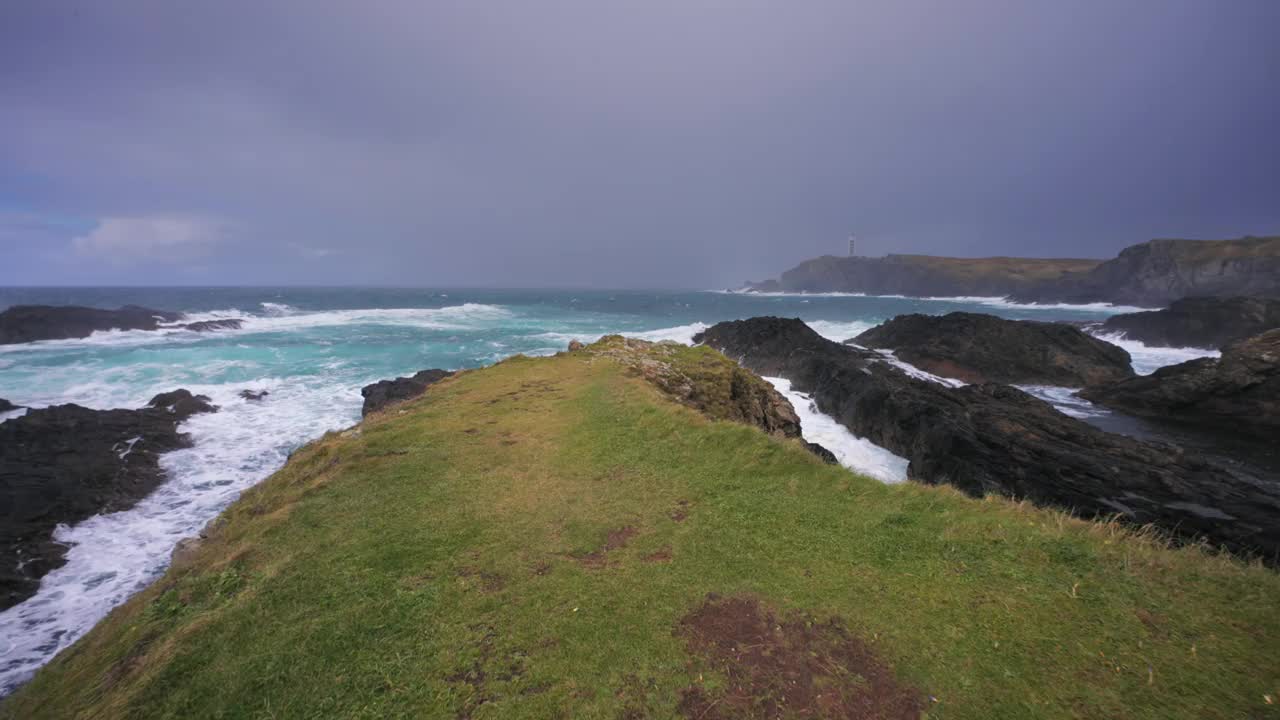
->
[5,340,1279,719]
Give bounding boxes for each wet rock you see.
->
[803,441,838,464]
[0,304,182,345]
[360,369,455,416]
[0,398,19,413]
[1099,296,1280,349]
[0,390,218,609]
[695,317,1280,558]
[238,389,270,401]
[148,389,218,417]
[1080,329,1280,440]
[567,339,585,351]
[179,319,244,332]
[853,312,1134,386]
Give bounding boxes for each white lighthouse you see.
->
[848,234,856,257]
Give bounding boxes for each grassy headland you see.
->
[4,338,1278,719]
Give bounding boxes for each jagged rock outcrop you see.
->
[0,390,217,609]
[0,398,18,414]
[1013,236,1280,306]
[1080,329,1280,440]
[238,389,269,401]
[361,369,455,416]
[1099,296,1280,349]
[0,305,183,344]
[853,312,1134,386]
[695,317,1280,558]
[584,335,835,461]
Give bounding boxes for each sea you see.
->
[0,286,1219,694]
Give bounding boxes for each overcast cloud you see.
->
[1,1,1277,287]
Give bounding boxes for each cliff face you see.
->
[751,236,1280,306]
[1013,236,1280,306]
[764,254,1099,297]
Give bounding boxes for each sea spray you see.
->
[764,377,909,484]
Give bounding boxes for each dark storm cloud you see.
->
[2,1,1277,287]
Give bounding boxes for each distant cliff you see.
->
[748,235,1280,307]
[1009,236,1280,306]
[750,254,1099,297]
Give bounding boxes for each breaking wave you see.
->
[764,377,908,484]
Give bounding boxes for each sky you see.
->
[1,1,1277,288]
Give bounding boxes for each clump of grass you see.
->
[5,339,1279,719]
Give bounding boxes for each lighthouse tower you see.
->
[848,234,856,257]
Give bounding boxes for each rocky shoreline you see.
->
[0,305,242,345]
[0,390,218,609]
[695,317,1280,559]
[1081,329,1280,441]
[1099,296,1280,349]
[851,311,1133,386]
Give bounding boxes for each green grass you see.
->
[4,342,1279,719]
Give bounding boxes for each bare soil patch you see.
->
[643,547,673,563]
[576,526,637,568]
[676,594,923,719]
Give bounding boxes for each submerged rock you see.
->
[1080,329,1280,440]
[361,369,455,416]
[853,312,1134,386]
[238,389,270,401]
[0,304,182,344]
[695,317,1280,558]
[179,319,244,332]
[1099,296,1280,349]
[0,390,218,609]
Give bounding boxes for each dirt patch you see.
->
[458,567,506,593]
[643,547,673,563]
[676,594,923,720]
[671,500,690,522]
[577,526,637,568]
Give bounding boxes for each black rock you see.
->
[1080,329,1280,440]
[853,312,1134,386]
[1099,296,1280,349]
[0,305,182,345]
[179,319,244,332]
[239,389,270,401]
[148,389,219,417]
[0,390,218,609]
[361,369,455,417]
[0,398,19,414]
[694,317,1280,559]
[803,441,838,464]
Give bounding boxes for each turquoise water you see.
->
[0,287,1210,693]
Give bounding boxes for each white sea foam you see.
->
[803,320,876,343]
[1088,331,1219,375]
[0,304,515,355]
[764,377,908,484]
[1016,385,1108,418]
[0,375,361,694]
